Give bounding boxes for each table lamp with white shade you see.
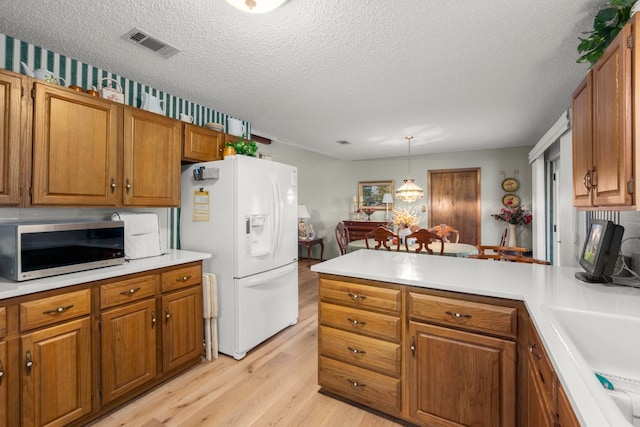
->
[298,204,311,239]
[382,193,394,221]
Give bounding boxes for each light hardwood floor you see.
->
[90,260,406,427]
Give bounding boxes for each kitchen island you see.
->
[312,250,640,427]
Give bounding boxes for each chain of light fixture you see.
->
[225,0,289,13]
[395,135,424,202]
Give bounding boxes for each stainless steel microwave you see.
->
[0,220,125,281]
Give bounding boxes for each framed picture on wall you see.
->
[358,180,394,210]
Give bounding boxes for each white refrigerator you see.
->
[181,155,298,360]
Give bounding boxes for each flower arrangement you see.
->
[392,208,420,228]
[492,204,532,225]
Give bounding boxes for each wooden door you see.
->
[182,123,223,162]
[409,321,516,427]
[428,168,480,245]
[0,70,22,206]
[571,72,594,207]
[122,107,181,206]
[161,287,202,372]
[21,317,92,427]
[591,24,632,207]
[101,298,157,404]
[31,82,120,206]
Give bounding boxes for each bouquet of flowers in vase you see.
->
[392,208,421,229]
[492,204,532,225]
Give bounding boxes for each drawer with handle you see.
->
[319,277,401,314]
[161,264,202,293]
[101,274,156,309]
[319,355,401,415]
[319,302,400,342]
[408,292,517,339]
[20,288,91,331]
[319,325,401,377]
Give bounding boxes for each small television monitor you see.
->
[575,219,624,283]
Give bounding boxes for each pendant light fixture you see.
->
[225,0,289,13]
[395,136,424,203]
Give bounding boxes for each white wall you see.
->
[262,143,533,259]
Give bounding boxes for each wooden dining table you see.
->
[346,239,478,258]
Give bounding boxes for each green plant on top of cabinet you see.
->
[0,70,27,206]
[31,80,181,207]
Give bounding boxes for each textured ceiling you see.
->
[0,0,603,160]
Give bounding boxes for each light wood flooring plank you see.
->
[90,260,404,427]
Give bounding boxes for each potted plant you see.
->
[577,0,637,66]
[225,134,258,157]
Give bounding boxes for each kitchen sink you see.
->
[544,305,640,424]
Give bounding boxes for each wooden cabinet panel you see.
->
[319,277,401,314]
[161,286,203,372]
[101,298,157,404]
[0,307,5,338]
[161,263,202,293]
[527,363,556,427]
[319,325,401,377]
[122,107,181,206]
[557,382,581,427]
[0,340,7,427]
[572,72,594,207]
[591,25,633,207]
[408,321,516,427]
[408,292,517,339]
[319,302,400,342]
[182,123,223,162]
[19,288,91,331]
[0,70,22,206]
[319,356,401,416]
[100,274,157,309]
[21,317,92,427]
[31,82,120,206]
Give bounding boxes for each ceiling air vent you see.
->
[336,140,351,145]
[122,28,181,58]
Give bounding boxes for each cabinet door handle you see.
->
[347,379,366,388]
[165,307,171,320]
[410,336,416,353]
[347,293,367,301]
[445,310,472,319]
[347,318,366,326]
[529,343,542,360]
[125,179,131,193]
[119,287,141,296]
[110,178,116,193]
[583,171,592,190]
[176,275,191,282]
[25,350,33,375]
[151,311,157,326]
[42,304,74,315]
[347,346,366,355]
[0,359,4,379]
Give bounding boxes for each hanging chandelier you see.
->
[395,136,424,203]
[225,0,289,13]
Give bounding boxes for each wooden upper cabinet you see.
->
[572,72,593,207]
[182,123,223,162]
[123,107,181,207]
[0,70,22,206]
[591,23,632,207]
[31,82,120,206]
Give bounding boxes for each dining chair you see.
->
[499,228,508,246]
[405,229,444,255]
[428,223,460,243]
[365,227,399,251]
[502,254,551,265]
[468,245,530,260]
[335,222,350,255]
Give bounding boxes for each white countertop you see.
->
[0,249,211,300]
[312,250,640,427]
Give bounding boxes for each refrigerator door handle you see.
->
[240,263,296,288]
[271,173,282,256]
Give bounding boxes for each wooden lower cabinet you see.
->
[527,362,556,427]
[408,321,516,426]
[101,298,157,404]
[21,317,92,427]
[557,383,581,427]
[161,286,203,372]
[0,339,7,427]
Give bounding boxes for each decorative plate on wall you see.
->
[501,177,519,192]
[502,193,520,207]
